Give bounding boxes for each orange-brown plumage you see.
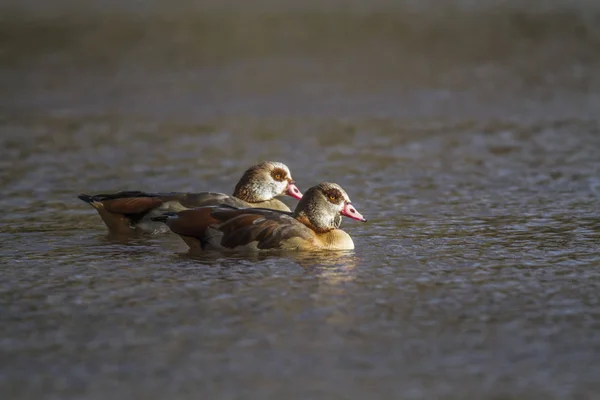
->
[102,196,164,215]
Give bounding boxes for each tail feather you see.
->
[78,194,94,204]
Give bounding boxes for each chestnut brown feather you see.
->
[102,197,164,214]
[162,207,220,239]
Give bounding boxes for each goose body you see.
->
[78,161,302,234]
[153,182,366,251]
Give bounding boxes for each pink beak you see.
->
[286,181,303,200]
[341,202,367,222]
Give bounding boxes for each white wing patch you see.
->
[161,201,190,212]
[204,226,225,249]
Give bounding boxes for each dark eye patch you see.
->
[271,168,287,182]
[325,188,344,204]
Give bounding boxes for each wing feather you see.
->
[160,206,315,251]
[214,209,314,250]
[103,197,164,214]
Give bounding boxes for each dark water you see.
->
[2,1,600,399]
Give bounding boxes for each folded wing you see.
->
[161,206,314,250]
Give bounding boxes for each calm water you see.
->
[2,2,600,399]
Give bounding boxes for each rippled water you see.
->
[2,2,600,399]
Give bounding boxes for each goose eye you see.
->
[328,194,337,201]
[274,173,282,180]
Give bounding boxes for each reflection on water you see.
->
[2,1,600,399]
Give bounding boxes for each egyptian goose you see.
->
[78,161,302,234]
[152,182,366,251]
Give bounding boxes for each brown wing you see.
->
[157,192,249,209]
[80,190,247,214]
[165,207,314,250]
[79,191,164,214]
[211,208,314,250]
[102,197,164,214]
[161,206,221,239]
